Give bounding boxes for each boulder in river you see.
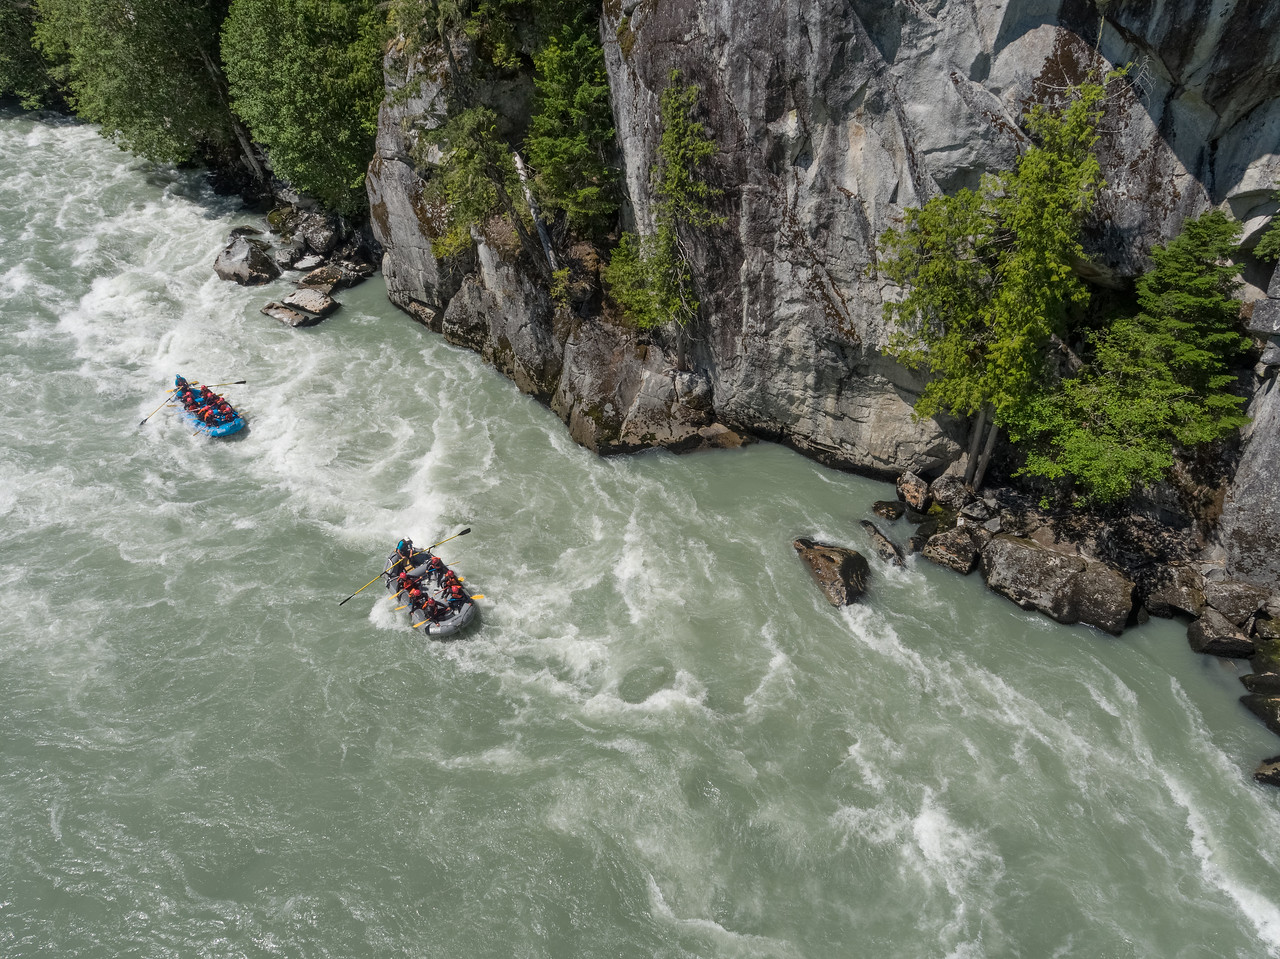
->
[872,500,906,521]
[282,288,339,317]
[860,520,904,568]
[214,235,281,285]
[1187,608,1255,659]
[793,538,869,606]
[929,473,970,511]
[262,302,322,328]
[980,534,1136,636]
[923,526,980,575]
[294,254,325,272]
[1203,580,1270,627]
[896,470,931,512]
[1144,563,1207,619]
[1254,755,1280,788]
[1241,693,1280,738]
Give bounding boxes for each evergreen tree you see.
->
[524,19,617,237]
[880,79,1109,487]
[221,0,384,216]
[1013,210,1250,503]
[420,104,546,269]
[1256,185,1280,262]
[603,72,723,328]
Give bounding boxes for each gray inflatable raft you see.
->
[384,551,479,639]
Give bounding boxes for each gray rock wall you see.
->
[1217,260,1280,588]
[366,1,1280,491]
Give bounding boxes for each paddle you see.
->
[167,379,247,393]
[337,527,472,606]
[338,558,403,607]
[138,396,173,427]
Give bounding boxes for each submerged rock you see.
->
[860,520,904,567]
[793,538,870,606]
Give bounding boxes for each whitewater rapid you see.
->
[2,110,1279,958]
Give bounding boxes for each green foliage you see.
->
[603,227,692,328]
[881,80,1107,421]
[221,0,384,216]
[1258,220,1280,262]
[388,0,593,68]
[1256,186,1280,262]
[420,104,524,256]
[32,0,234,162]
[1012,210,1250,503]
[525,19,617,236]
[1,0,56,107]
[603,72,724,328]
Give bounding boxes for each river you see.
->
[2,110,1279,958]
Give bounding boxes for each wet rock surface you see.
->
[793,538,870,607]
[261,302,321,328]
[859,520,904,568]
[980,535,1136,636]
[214,235,281,285]
[1187,608,1255,659]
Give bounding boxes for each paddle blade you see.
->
[470,594,484,600]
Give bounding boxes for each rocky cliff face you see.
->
[366,0,1280,511]
[1216,260,1280,588]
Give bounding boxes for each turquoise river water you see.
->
[2,111,1279,958]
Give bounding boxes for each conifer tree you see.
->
[1013,210,1250,503]
[880,79,1109,488]
[525,19,617,237]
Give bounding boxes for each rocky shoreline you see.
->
[795,466,1280,787]
[211,208,380,326]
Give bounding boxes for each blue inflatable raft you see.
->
[181,408,246,437]
[173,375,246,437]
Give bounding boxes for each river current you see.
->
[2,111,1279,958]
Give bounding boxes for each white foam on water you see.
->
[1163,771,1280,954]
[742,649,796,717]
[583,669,709,722]
[644,874,805,959]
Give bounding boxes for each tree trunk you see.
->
[513,151,559,272]
[972,414,999,492]
[963,405,989,487]
[197,49,267,187]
